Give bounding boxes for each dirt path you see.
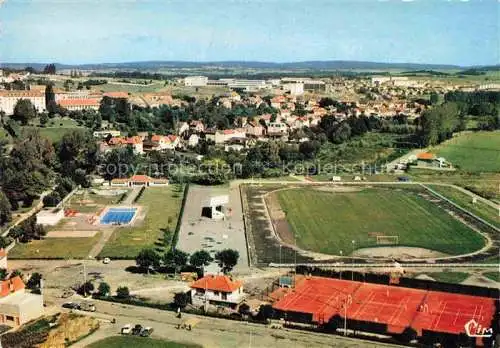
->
[123,187,142,205]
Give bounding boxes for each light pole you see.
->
[351,240,355,281]
[339,250,343,280]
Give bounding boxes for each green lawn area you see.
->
[482,272,499,282]
[66,190,129,214]
[276,187,486,256]
[427,271,470,284]
[430,131,500,173]
[87,336,202,348]
[8,232,101,259]
[22,116,84,143]
[427,185,499,228]
[99,185,184,259]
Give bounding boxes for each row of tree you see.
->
[136,248,239,275]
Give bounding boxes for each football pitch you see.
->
[275,187,486,256]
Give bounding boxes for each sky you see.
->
[0,0,498,66]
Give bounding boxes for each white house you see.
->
[214,129,246,144]
[184,76,208,87]
[0,90,46,115]
[110,175,169,187]
[0,276,44,327]
[150,135,180,151]
[190,275,245,309]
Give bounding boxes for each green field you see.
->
[483,272,499,282]
[427,271,470,284]
[8,232,101,259]
[99,185,184,258]
[87,336,201,348]
[427,185,499,228]
[431,131,500,173]
[276,187,486,256]
[22,117,84,143]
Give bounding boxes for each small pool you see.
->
[100,208,137,225]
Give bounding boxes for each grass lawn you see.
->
[99,185,184,258]
[482,272,499,282]
[8,232,101,259]
[87,336,202,348]
[427,185,499,229]
[67,191,128,214]
[427,271,470,284]
[276,187,486,255]
[430,131,500,173]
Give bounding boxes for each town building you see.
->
[110,175,169,187]
[184,76,208,87]
[58,98,101,111]
[0,90,46,115]
[0,276,44,327]
[189,274,245,309]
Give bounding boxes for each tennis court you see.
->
[100,207,137,225]
[411,291,496,337]
[271,275,496,343]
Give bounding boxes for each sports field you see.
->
[275,187,486,256]
[432,131,500,173]
[99,185,184,258]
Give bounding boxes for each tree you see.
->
[135,248,160,273]
[238,303,251,316]
[173,292,189,309]
[97,282,111,297]
[214,249,239,274]
[189,250,213,269]
[0,191,12,226]
[39,113,49,127]
[78,281,94,297]
[116,286,130,299]
[331,122,351,144]
[26,272,42,290]
[430,92,439,105]
[43,192,61,207]
[45,84,58,115]
[164,249,189,274]
[43,64,56,75]
[13,99,36,125]
[0,268,7,280]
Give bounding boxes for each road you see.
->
[68,300,404,348]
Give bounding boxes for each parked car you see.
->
[397,176,410,182]
[140,327,154,337]
[121,324,132,335]
[78,301,96,312]
[62,302,79,309]
[103,257,111,264]
[61,289,74,298]
[132,324,143,335]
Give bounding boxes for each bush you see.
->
[116,286,130,299]
[43,192,61,207]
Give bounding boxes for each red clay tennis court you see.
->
[347,282,427,334]
[411,291,496,336]
[271,275,496,343]
[272,277,360,323]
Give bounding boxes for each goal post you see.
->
[376,235,399,245]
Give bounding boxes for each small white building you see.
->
[190,275,245,310]
[0,276,44,327]
[110,175,169,187]
[289,83,304,96]
[188,134,200,147]
[184,76,208,87]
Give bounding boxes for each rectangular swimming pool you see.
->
[100,208,137,225]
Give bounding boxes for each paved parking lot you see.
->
[177,184,249,272]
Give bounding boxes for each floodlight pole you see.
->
[351,240,355,281]
[344,299,347,336]
[339,250,343,280]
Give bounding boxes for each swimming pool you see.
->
[100,208,137,225]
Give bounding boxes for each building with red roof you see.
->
[111,174,168,187]
[189,274,245,309]
[58,98,101,111]
[0,276,44,327]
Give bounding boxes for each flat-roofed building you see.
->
[184,76,208,87]
[0,276,44,327]
[0,90,46,115]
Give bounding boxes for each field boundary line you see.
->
[238,184,254,267]
[171,184,189,250]
[421,184,499,234]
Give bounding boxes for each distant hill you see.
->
[1,60,498,73]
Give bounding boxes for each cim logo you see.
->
[464,319,493,338]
